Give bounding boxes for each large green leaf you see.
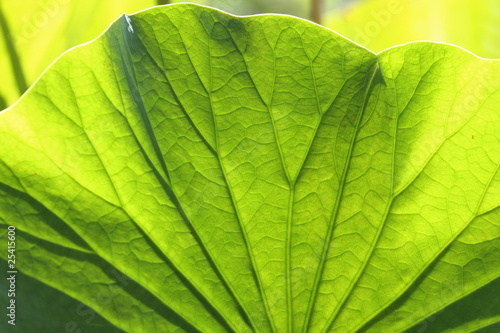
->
[1,4,499,332]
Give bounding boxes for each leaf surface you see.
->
[0,4,499,332]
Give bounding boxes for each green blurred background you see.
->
[1,0,499,110]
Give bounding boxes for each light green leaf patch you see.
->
[0,0,157,107]
[0,4,499,332]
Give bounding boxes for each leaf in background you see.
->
[324,0,500,59]
[170,0,309,18]
[0,4,499,332]
[0,0,156,108]
[0,94,6,110]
